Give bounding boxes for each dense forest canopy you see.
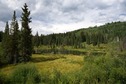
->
[32,21,126,49]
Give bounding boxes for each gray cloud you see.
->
[0,1,12,22]
[0,0,126,34]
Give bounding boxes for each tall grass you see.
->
[10,63,41,84]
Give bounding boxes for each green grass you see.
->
[33,54,84,75]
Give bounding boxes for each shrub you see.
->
[51,70,69,84]
[76,54,126,84]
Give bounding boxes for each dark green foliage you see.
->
[20,3,32,62]
[121,36,126,50]
[0,43,3,66]
[1,11,20,64]
[10,64,41,84]
[33,32,40,53]
[33,32,40,48]
[0,4,33,64]
[74,54,126,84]
[0,31,3,42]
[0,73,10,84]
[12,21,19,63]
[85,32,91,45]
[0,73,6,84]
[37,21,126,48]
[2,21,11,64]
[9,11,19,64]
[80,31,86,42]
[51,70,69,84]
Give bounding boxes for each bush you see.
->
[10,63,41,84]
[75,54,126,84]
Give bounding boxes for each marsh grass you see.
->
[34,54,83,74]
[1,54,84,81]
[31,54,66,62]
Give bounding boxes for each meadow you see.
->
[1,42,126,84]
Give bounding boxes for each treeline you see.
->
[33,30,106,49]
[33,21,126,49]
[0,3,32,65]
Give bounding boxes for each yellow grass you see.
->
[0,65,15,76]
[33,54,84,74]
[0,54,84,76]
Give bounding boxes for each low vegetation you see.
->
[1,50,126,84]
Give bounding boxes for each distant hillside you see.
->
[70,21,126,38]
[32,21,126,47]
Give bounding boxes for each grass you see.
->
[0,54,84,77]
[10,63,41,84]
[0,43,113,76]
[33,54,84,75]
[0,65,15,76]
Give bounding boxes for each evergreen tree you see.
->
[40,34,44,45]
[86,32,91,45]
[34,32,40,53]
[0,31,3,42]
[2,22,11,63]
[80,31,86,42]
[34,32,40,48]
[20,3,32,62]
[10,11,19,64]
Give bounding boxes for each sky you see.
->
[0,0,126,35]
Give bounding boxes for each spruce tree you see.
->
[10,11,19,64]
[0,31,3,42]
[20,3,32,62]
[2,22,11,63]
[34,32,40,48]
[34,32,40,53]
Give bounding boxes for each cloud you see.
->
[0,0,126,35]
[0,1,12,22]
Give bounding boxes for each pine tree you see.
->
[20,3,32,62]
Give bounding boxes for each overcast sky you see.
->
[0,0,126,35]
